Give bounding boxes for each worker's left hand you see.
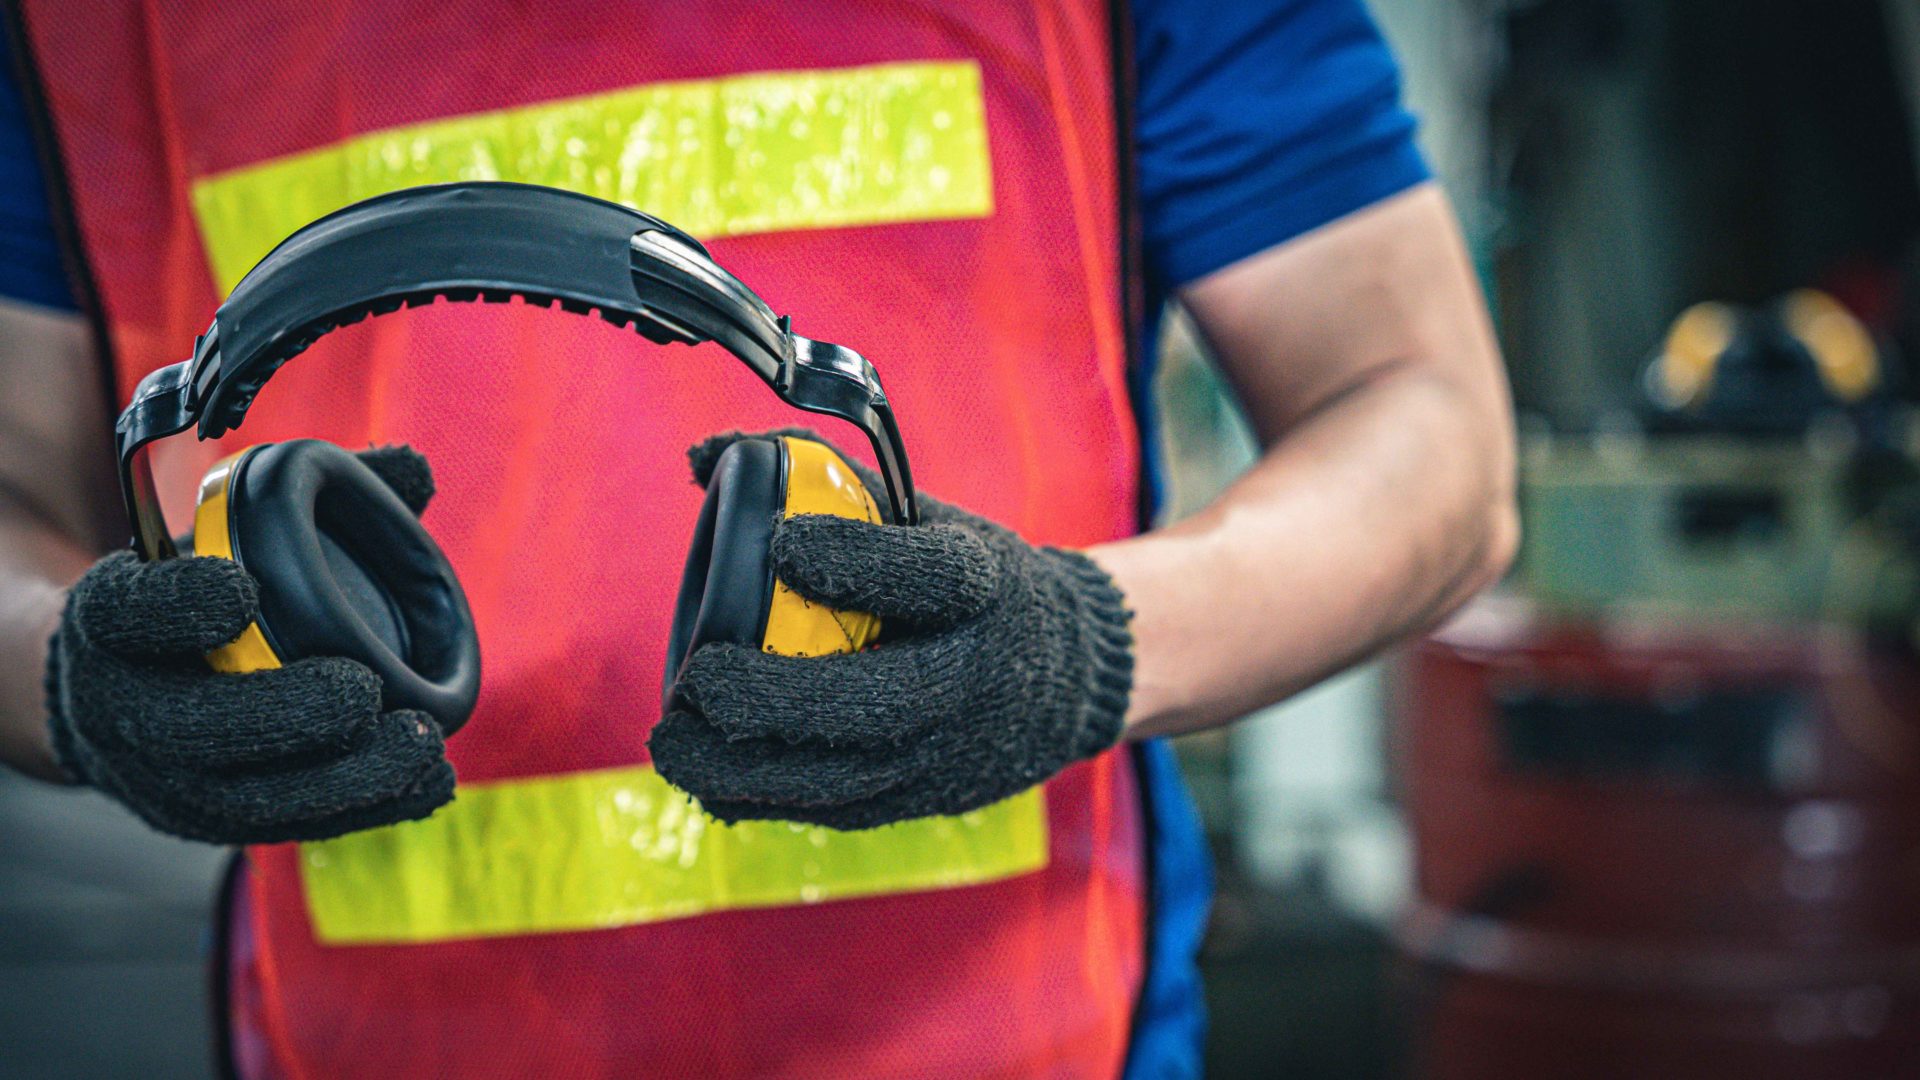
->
[650,430,1135,830]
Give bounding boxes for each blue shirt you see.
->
[0,26,71,312]
[0,0,1424,309]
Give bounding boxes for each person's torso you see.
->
[18,3,1151,1075]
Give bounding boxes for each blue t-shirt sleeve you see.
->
[0,27,77,311]
[1133,0,1430,288]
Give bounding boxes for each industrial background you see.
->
[6,0,1920,1076]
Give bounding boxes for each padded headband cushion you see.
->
[227,440,481,734]
[663,437,783,712]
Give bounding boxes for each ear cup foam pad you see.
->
[227,440,481,734]
[663,437,783,712]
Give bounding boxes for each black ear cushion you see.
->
[663,437,783,712]
[227,440,481,734]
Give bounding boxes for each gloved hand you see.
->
[45,446,456,844]
[650,430,1135,830]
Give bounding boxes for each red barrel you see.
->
[1395,597,1920,1079]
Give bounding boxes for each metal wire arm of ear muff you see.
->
[113,181,920,562]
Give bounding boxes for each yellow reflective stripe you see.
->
[189,60,993,294]
[300,765,1047,944]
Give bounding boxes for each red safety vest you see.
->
[17,3,1148,1076]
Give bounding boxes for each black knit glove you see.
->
[650,430,1134,831]
[44,446,456,845]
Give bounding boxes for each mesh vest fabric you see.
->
[17,1,1159,1076]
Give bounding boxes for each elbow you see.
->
[1467,379,1521,594]
[1394,360,1520,598]
[1426,486,1515,631]
[1467,422,1520,593]
[1476,493,1520,591]
[1441,392,1519,602]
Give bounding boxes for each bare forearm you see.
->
[0,510,96,780]
[1090,367,1514,737]
[1088,186,1516,739]
[0,300,122,780]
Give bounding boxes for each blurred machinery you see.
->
[1390,0,1920,1066]
[1397,295,1920,1078]
[1401,606,1920,1077]
[1154,2,1920,1076]
[1521,291,1920,631]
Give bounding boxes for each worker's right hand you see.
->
[43,450,456,845]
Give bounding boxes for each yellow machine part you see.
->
[1782,288,1880,403]
[1656,301,1736,408]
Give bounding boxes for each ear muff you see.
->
[192,440,482,734]
[663,435,882,711]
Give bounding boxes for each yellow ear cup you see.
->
[1655,301,1737,409]
[192,446,283,675]
[1781,288,1879,404]
[761,436,882,658]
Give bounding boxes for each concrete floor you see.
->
[0,771,225,1079]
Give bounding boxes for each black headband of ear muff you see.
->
[115,181,919,561]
